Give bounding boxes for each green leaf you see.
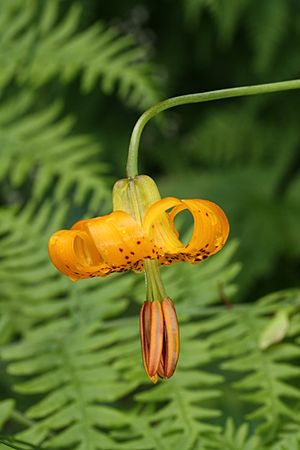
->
[259,310,290,350]
[0,401,15,430]
[0,0,161,109]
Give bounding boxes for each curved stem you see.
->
[126,79,300,178]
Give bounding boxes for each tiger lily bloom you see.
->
[48,175,229,382]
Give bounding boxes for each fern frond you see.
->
[1,269,137,449]
[0,400,15,431]
[6,318,135,448]
[205,418,263,450]
[0,0,161,109]
[206,290,300,439]
[271,424,300,450]
[0,436,42,450]
[133,328,223,450]
[0,92,109,209]
[79,316,225,450]
[0,0,35,89]
[0,201,66,340]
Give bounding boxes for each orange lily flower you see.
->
[49,197,229,280]
[48,175,229,382]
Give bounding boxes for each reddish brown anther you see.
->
[140,297,180,383]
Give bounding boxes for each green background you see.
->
[0,1,300,449]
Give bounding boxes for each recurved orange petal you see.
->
[73,211,157,272]
[143,197,229,266]
[48,229,110,280]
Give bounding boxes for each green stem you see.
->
[126,79,300,177]
[144,259,167,301]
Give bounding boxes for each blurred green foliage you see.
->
[0,0,300,449]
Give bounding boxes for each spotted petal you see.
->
[49,211,156,280]
[48,229,109,280]
[143,197,229,266]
